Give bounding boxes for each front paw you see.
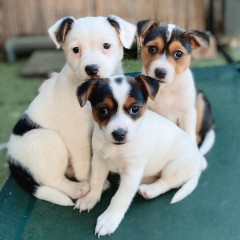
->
[138,184,154,199]
[76,181,90,199]
[74,192,99,212]
[95,210,123,237]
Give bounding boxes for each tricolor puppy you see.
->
[137,20,215,154]
[75,75,207,237]
[7,16,136,206]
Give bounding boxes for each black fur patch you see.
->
[128,77,149,105]
[8,157,39,195]
[143,24,192,54]
[12,114,41,136]
[198,91,214,146]
[197,91,214,146]
[107,16,121,31]
[135,75,160,100]
[137,19,151,36]
[90,81,118,108]
[56,17,74,45]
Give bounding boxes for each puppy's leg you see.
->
[68,140,91,182]
[139,156,200,201]
[139,179,170,200]
[179,110,197,143]
[95,168,143,237]
[8,129,89,203]
[75,155,109,211]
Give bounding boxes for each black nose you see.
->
[112,128,127,142]
[154,68,167,79]
[85,64,99,77]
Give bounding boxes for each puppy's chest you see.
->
[101,147,134,173]
[149,89,183,120]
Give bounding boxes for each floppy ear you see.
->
[136,75,160,100]
[186,30,210,50]
[137,19,159,39]
[48,16,75,49]
[76,79,97,107]
[107,15,136,49]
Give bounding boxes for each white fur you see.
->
[147,68,197,142]
[199,129,215,156]
[7,16,136,206]
[167,24,176,42]
[142,24,214,153]
[75,76,206,236]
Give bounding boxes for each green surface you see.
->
[0,64,240,239]
[0,59,42,189]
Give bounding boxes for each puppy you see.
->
[137,20,215,154]
[75,75,206,237]
[7,16,136,206]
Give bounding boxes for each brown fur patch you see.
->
[124,96,147,120]
[141,38,165,74]
[92,97,116,128]
[167,41,191,74]
[195,92,205,144]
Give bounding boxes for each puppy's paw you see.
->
[103,179,111,191]
[95,210,123,237]
[75,181,90,199]
[138,184,154,199]
[74,192,99,212]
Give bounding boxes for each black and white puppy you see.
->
[137,20,215,154]
[7,16,136,206]
[75,75,207,237]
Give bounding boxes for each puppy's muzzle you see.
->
[154,68,167,80]
[85,64,99,77]
[112,128,127,144]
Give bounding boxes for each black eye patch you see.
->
[128,80,148,105]
[143,25,192,55]
[88,83,118,122]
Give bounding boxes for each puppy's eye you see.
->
[98,107,109,117]
[129,105,140,116]
[148,45,157,54]
[173,50,183,59]
[72,47,79,54]
[103,43,111,49]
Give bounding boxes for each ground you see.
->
[0,51,228,190]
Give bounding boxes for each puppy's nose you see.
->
[85,64,99,77]
[154,68,167,79]
[112,128,127,142]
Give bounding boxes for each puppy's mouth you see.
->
[113,141,126,145]
[155,77,166,83]
[85,74,100,80]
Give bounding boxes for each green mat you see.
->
[1,65,240,240]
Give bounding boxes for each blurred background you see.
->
[0,0,240,189]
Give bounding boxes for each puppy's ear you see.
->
[186,30,210,50]
[76,79,97,107]
[48,16,75,49]
[107,15,136,49]
[136,75,160,100]
[137,19,159,39]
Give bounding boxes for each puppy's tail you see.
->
[199,129,215,156]
[8,159,74,206]
[196,90,215,155]
[171,172,201,204]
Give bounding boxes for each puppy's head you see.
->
[48,16,136,81]
[137,20,209,84]
[76,75,160,144]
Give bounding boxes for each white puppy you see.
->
[75,75,207,237]
[7,16,136,206]
[137,20,215,154]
